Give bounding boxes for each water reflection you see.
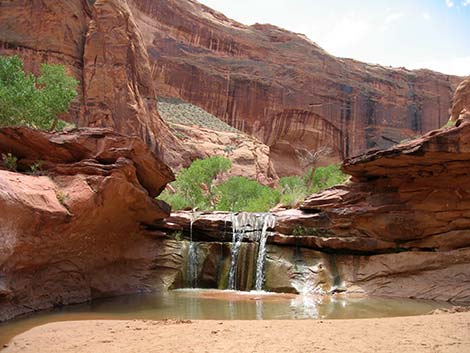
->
[0,289,453,347]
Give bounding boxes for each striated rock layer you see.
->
[0,0,464,176]
[170,123,278,185]
[155,123,470,302]
[0,127,179,322]
[0,0,184,166]
[129,0,462,175]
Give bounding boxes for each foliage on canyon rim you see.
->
[158,156,232,210]
[0,55,78,130]
[159,156,349,211]
[279,164,349,208]
[215,176,280,212]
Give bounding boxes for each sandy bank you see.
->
[3,312,470,353]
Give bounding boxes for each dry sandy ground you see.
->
[3,313,470,353]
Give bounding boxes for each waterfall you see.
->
[227,213,246,290]
[254,214,276,291]
[227,212,276,291]
[187,212,201,288]
[187,242,198,288]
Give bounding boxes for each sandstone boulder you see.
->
[0,127,175,321]
[451,77,470,122]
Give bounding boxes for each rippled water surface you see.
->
[0,289,452,346]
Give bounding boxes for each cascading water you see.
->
[227,212,276,291]
[254,214,276,291]
[187,212,202,288]
[187,242,198,288]
[227,213,246,290]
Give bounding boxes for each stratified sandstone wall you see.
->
[0,0,184,166]
[0,0,463,176]
[0,0,91,116]
[0,127,176,322]
[129,0,462,175]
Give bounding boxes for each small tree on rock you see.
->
[0,55,78,130]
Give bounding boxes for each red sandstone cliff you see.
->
[128,0,462,175]
[0,0,184,166]
[0,0,463,177]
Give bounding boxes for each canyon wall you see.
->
[129,0,462,175]
[0,0,183,166]
[0,0,464,176]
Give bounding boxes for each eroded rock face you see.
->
[0,127,175,322]
[451,77,470,121]
[0,0,462,177]
[129,0,462,175]
[82,0,183,166]
[170,123,278,185]
[0,0,184,166]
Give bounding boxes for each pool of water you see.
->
[0,289,452,347]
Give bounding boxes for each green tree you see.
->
[158,156,232,210]
[0,55,78,130]
[278,175,308,207]
[215,176,280,212]
[306,164,349,193]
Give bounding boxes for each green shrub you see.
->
[29,160,44,175]
[56,191,69,205]
[278,176,308,207]
[0,55,78,130]
[158,156,232,210]
[1,153,17,171]
[306,164,349,194]
[158,191,189,211]
[159,158,348,212]
[292,225,332,237]
[277,164,348,207]
[442,120,456,129]
[215,176,280,212]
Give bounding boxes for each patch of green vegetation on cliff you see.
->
[292,225,332,237]
[279,164,349,208]
[215,176,280,212]
[157,96,240,132]
[0,55,78,131]
[158,156,349,212]
[158,156,232,210]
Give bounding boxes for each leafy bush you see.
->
[278,176,308,207]
[158,156,232,210]
[276,164,348,207]
[306,164,349,194]
[159,157,348,212]
[0,55,78,130]
[29,160,44,175]
[1,153,17,171]
[215,176,280,212]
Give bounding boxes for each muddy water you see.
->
[0,289,452,347]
